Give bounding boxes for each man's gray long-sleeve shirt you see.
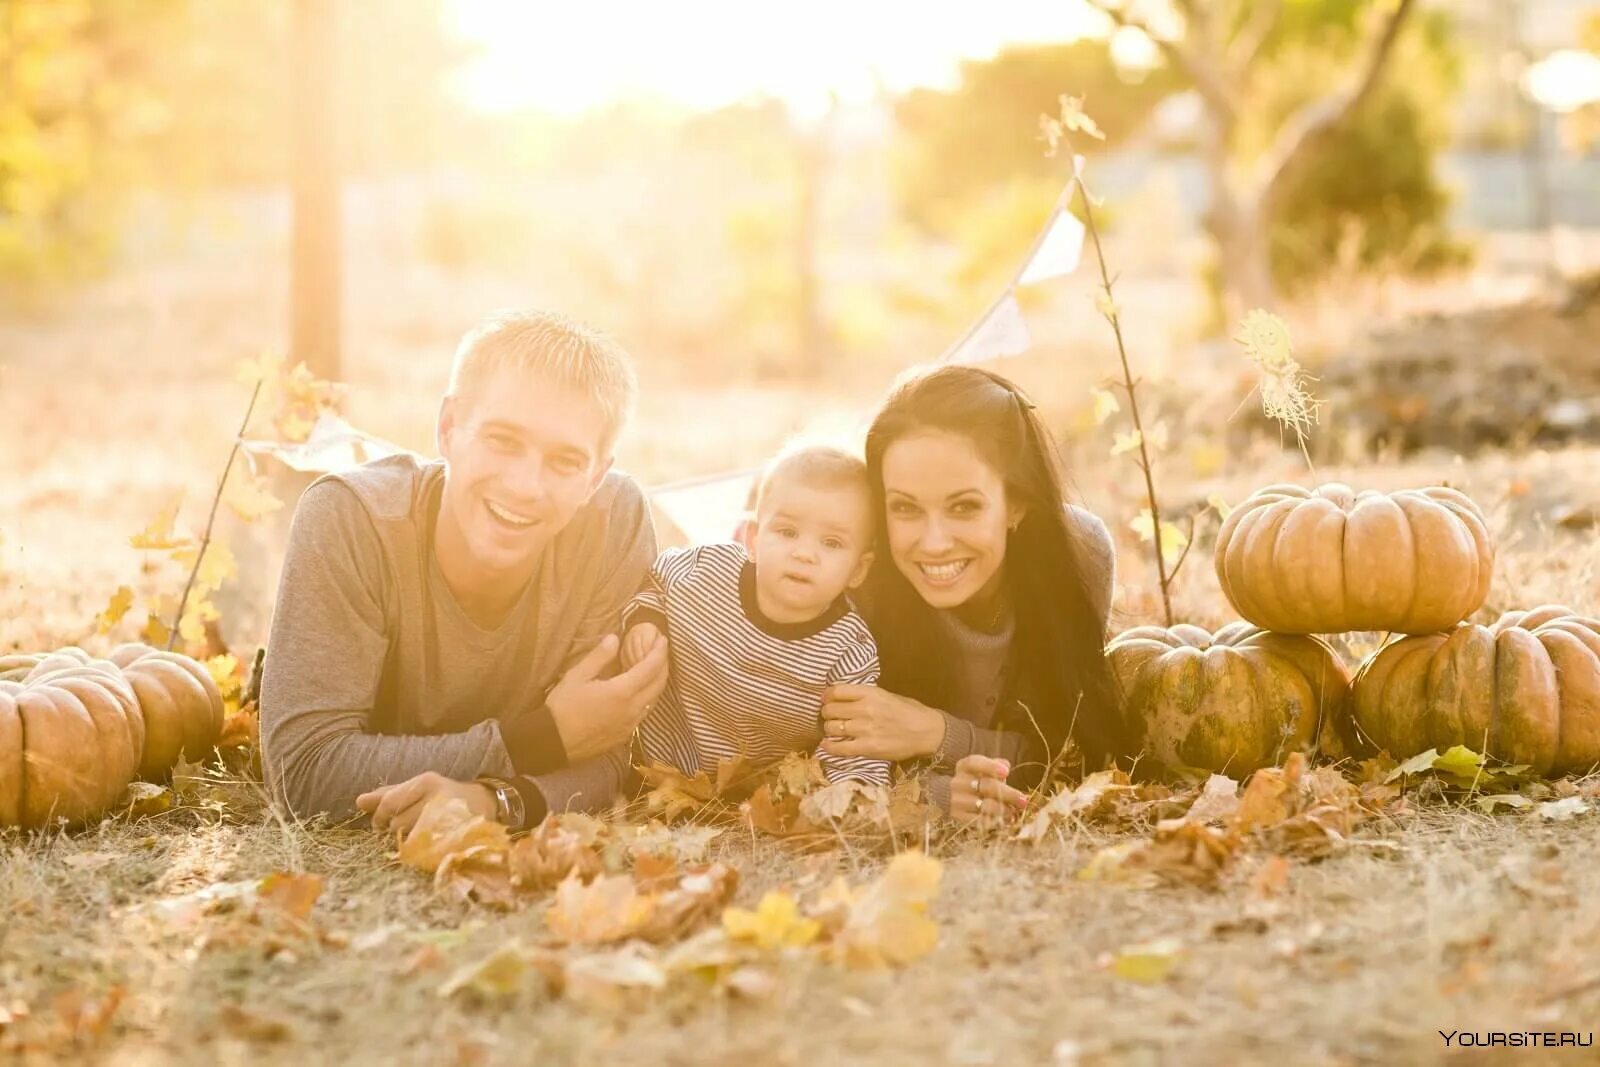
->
[259,452,655,821]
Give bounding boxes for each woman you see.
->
[818,364,1122,822]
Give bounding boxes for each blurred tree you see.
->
[292,0,340,381]
[0,0,467,295]
[0,1,173,289]
[1087,0,1450,316]
[1562,11,1600,152]
[895,2,1465,319]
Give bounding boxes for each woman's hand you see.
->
[356,771,496,836]
[948,755,1028,825]
[818,684,947,762]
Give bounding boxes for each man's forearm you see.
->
[264,705,516,820]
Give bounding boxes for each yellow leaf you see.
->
[723,892,821,951]
[1090,387,1119,425]
[1130,510,1188,564]
[130,500,190,551]
[438,943,531,1000]
[97,585,134,634]
[1191,441,1226,478]
[1111,430,1143,456]
[1107,938,1184,983]
[173,542,237,594]
[223,470,283,522]
[1094,290,1119,321]
[1206,493,1233,520]
[235,350,284,394]
[141,613,171,648]
[178,594,220,645]
[827,851,942,969]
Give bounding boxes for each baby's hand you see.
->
[621,622,663,670]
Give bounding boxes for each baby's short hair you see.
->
[755,442,870,513]
[447,309,638,455]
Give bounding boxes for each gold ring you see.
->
[974,798,984,814]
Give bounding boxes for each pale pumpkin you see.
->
[0,657,145,828]
[108,643,225,779]
[1214,483,1493,635]
[1108,622,1354,775]
[1351,604,1600,775]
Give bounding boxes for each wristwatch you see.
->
[477,776,525,829]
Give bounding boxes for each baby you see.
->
[621,444,888,785]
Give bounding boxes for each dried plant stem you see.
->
[1073,168,1174,627]
[168,379,264,651]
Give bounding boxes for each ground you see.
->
[4,251,1600,1066]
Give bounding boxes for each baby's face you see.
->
[750,479,874,622]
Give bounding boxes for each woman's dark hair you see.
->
[861,364,1124,781]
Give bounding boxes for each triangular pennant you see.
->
[649,469,759,548]
[942,293,1032,366]
[1017,209,1086,286]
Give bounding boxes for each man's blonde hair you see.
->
[447,309,638,455]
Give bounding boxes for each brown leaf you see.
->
[399,796,510,874]
[218,1004,293,1043]
[822,851,942,969]
[545,873,656,945]
[641,863,739,943]
[1250,856,1291,899]
[257,872,323,922]
[52,986,124,1045]
[508,815,605,892]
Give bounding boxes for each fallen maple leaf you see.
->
[509,815,605,891]
[438,943,532,1000]
[256,872,323,922]
[545,873,656,945]
[820,851,942,969]
[398,796,510,873]
[97,586,134,635]
[641,863,740,943]
[723,891,822,951]
[1104,938,1184,983]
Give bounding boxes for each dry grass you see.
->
[5,254,1600,1066]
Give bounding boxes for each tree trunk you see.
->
[1211,198,1278,321]
[291,0,341,381]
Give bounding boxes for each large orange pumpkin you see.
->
[109,643,225,779]
[0,655,145,828]
[1108,622,1354,775]
[1214,483,1493,635]
[1351,605,1600,775]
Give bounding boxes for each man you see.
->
[260,309,669,834]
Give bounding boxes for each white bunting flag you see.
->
[649,468,760,548]
[942,293,1032,366]
[239,411,402,474]
[1017,209,1086,287]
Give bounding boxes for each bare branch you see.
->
[1084,0,1238,126]
[1257,0,1418,210]
[1228,0,1283,74]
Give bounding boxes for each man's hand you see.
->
[546,632,670,762]
[356,771,496,836]
[621,622,663,670]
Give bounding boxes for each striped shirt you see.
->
[622,542,888,785]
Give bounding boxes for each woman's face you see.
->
[880,429,1024,610]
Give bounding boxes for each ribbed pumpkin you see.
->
[108,643,225,779]
[0,655,145,828]
[1214,483,1493,635]
[1108,622,1354,774]
[1351,605,1600,775]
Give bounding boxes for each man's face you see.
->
[436,366,613,580]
